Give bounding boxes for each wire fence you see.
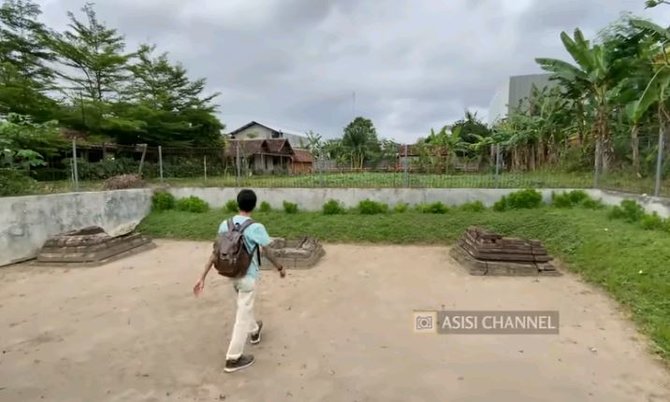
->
[34,139,670,198]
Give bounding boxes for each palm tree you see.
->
[536,28,614,175]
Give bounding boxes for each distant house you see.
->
[227,121,309,149]
[225,138,313,174]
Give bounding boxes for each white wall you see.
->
[0,189,152,267]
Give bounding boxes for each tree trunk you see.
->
[529,146,536,171]
[598,105,611,174]
[631,124,641,178]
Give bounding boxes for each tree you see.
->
[645,0,670,7]
[537,29,615,175]
[0,0,58,120]
[342,117,380,169]
[49,3,133,102]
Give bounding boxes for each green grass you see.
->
[9,169,669,197]
[139,206,670,362]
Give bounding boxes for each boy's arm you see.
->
[251,224,286,277]
[193,251,216,296]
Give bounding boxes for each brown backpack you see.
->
[212,219,260,278]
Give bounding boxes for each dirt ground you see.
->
[1,241,669,402]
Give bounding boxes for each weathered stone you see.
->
[261,237,325,270]
[34,226,155,267]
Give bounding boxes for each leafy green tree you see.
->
[342,117,380,169]
[0,0,58,120]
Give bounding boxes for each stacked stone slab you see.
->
[450,226,560,276]
[35,226,155,266]
[261,237,325,269]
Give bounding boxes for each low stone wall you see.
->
[0,189,152,267]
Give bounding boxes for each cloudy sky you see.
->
[40,0,670,143]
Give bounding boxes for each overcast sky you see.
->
[39,0,670,143]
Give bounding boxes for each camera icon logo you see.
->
[413,311,437,333]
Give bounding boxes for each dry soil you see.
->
[0,241,669,402]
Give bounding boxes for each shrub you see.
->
[0,169,38,196]
[459,201,486,212]
[552,190,591,208]
[358,199,389,215]
[580,198,605,210]
[506,188,543,209]
[641,212,665,231]
[608,200,644,223]
[102,174,145,190]
[493,196,508,212]
[225,199,239,213]
[152,191,175,211]
[259,201,272,213]
[176,196,210,213]
[283,201,298,214]
[418,202,449,214]
[323,199,346,215]
[394,203,409,213]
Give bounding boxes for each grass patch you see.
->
[139,206,670,361]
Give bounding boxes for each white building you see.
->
[488,73,556,126]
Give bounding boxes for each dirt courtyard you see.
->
[1,241,669,402]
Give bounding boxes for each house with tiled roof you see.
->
[225,138,313,175]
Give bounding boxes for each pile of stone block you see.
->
[35,226,155,266]
[261,237,325,269]
[450,226,560,276]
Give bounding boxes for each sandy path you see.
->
[0,240,668,402]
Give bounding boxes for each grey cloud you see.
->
[38,0,670,143]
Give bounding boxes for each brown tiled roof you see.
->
[292,149,314,163]
[265,139,292,154]
[225,139,267,157]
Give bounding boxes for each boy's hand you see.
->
[193,278,205,297]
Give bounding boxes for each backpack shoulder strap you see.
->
[227,218,234,232]
[237,218,256,233]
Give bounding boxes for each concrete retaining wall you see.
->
[168,187,670,217]
[2,186,668,267]
[0,189,152,267]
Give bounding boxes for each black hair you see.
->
[237,189,257,212]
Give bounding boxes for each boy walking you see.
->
[193,189,285,373]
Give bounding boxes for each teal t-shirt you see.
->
[217,216,271,280]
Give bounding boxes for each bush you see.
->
[552,190,590,208]
[641,212,665,231]
[176,196,210,213]
[608,200,645,223]
[152,191,175,211]
[323,199,346,215]
[418,202,449,214]
[259,201,272,213]
[394,203,409,213]
[102,174,145,190]
[495,189,542,211]
[283,201,298,214]
[580,197,605,210]
[358,199,389,215]
[225,199,239,213]
[459,201,486,212]
[0,169,38,196]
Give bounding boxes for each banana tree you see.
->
[536,29,614,175]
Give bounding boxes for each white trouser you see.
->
[226,277,260,360]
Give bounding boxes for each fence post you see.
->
[71,138,79,192]
[494,144,501,188]
[235,142,241,187]
[403,144,409,188]
[138,144,147,176]
[204,155,208,182]
[158,146,164,182]
[655,124,665,197]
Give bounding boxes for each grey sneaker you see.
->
[224,354,255,373]
[250,320,263,345]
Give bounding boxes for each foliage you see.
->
[640,212,666,230]
[342,117,380,169]
[417,202,449,214]
[259,201,271,213]
[608,199,645,222]
[494,189,543,211]
[459,200,486,212]
[551,190,590,208]
[151,191,175,211]
[358,199,389,215]
[283,201,298,214]
[323,199,346,215]
[581,197,605,210]
[224,199,239,213]
[0,168,37,195]
[394,203,409,213]
[175,196,209,213]
[102,174,145,190]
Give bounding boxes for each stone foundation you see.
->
[261,237,325,269]
[34,226,155,267]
